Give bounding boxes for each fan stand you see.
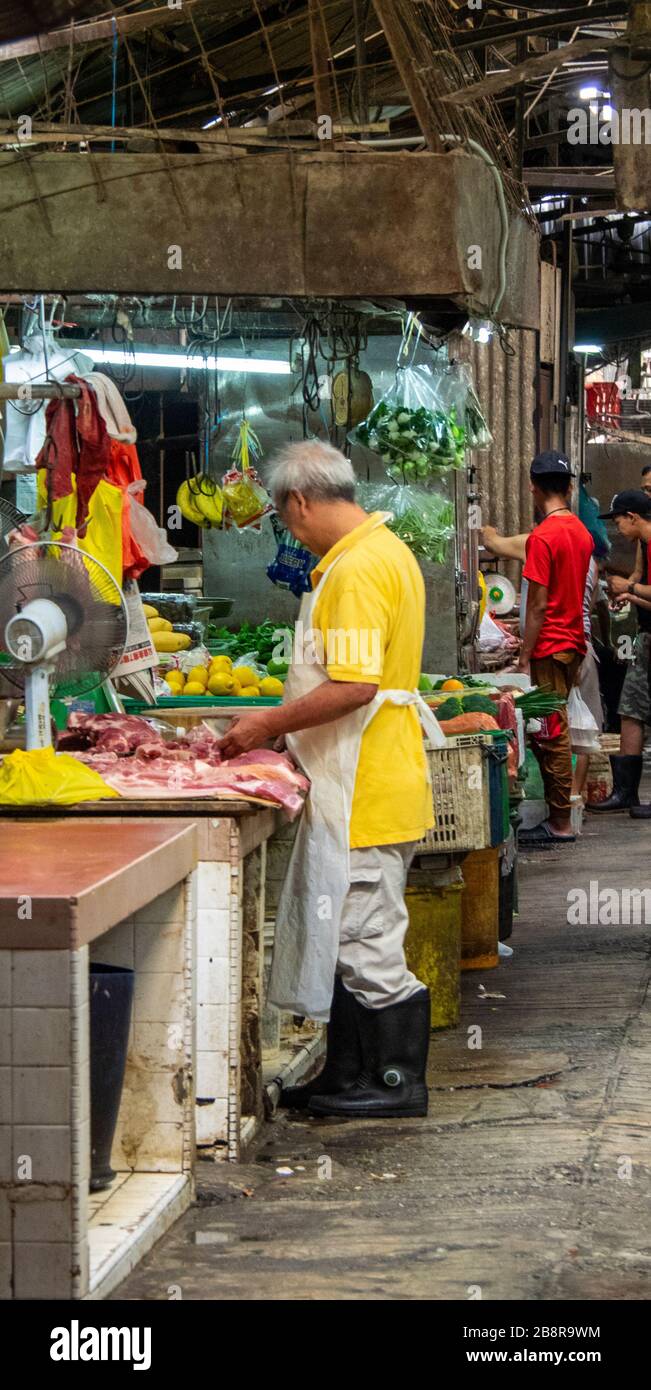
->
[24,664,56,750]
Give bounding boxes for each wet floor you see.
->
[114,806,651,1301]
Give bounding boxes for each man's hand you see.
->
[515,656,530,675]
[217,711,274,759]
[608,574,630,597]
[479,525,498,553]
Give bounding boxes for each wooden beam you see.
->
[526,168,616,191]
[452,2,626,51]
[440,36,621,106]
[0,120,389,151]
[0,4,199,64]
[372,0,438,149]
[308,0,334,144]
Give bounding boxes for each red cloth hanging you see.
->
[106,438,150,581]
[35,396,78,501]
[66,375,112,535]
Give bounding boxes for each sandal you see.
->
[519,821,576,849]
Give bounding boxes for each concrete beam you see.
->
[0,148,540,329]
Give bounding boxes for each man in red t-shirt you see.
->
[517,451,593,846]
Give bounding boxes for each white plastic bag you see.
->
[477,610,506,652]
[127,481,178,565]
[568,685,600,752]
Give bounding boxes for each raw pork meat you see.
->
[62,713,309,815]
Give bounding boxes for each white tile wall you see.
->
[0,1067,9,1124]
[13,1067,70,1125]
[197,907,230,956]
[12,1008,70,1066]
[197,862,231,909]
[12,1125,71,1183]
[196,1051,228,1099]
[137,884,184,927]
[0,955,10,1007]
[133,970,185,1025]
[14,1241,74,1300]
[12,951,71,1008]
[196,1003,229,1053]
[90,921,134,969]
[0,1243,11,1299]
[0,1008,9,1065]
[135,920,187,973]
[13,1191,72,1243]
[196,955,229,1008]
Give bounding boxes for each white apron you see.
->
[268,514,444,1022]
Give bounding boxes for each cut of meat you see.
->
[61,712,309,814]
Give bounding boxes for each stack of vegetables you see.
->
[421,677,566,737]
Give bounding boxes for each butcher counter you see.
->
[0,799,316,1300]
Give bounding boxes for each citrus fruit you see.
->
[183,681,207,697]
[187,666,208,686]
[232,665,258,688]
[441,678,464,691]
[209,654,232,670]
[259,676,284,697]
[207,672,235,695]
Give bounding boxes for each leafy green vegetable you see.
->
[356,400,465,482]
[514,687,566,718]
[462,694,497,716]
[435,696,465,720]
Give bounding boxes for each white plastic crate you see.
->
[418,733,493,853]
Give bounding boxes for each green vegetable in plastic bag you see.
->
[357,481,455,566]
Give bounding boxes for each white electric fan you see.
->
[0,541,128,749]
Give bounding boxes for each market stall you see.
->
[0,291,509,1293]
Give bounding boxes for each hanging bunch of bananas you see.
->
[176,474,224,528]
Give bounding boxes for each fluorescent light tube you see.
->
[86,348,290,375]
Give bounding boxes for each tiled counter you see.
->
[0,821,197,1301]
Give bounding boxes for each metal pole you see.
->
[558,216,573,451]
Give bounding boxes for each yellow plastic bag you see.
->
[36,471,123,590]
[222,420,272,529]
[0,747,119,804]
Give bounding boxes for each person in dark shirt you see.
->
[591,490,651,816]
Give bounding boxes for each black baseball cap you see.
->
[599,489,651,519]
[530,449,575,478]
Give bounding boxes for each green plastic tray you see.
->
[123,695,282,711]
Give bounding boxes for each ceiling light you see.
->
[86,348,291,375]
[574,345,603,355]
[580,85,600,100]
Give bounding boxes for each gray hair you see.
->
[266,439,356,506]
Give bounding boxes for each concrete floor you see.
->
[114,808,651,1301]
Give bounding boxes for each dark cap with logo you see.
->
[599,489,651,519]
[530,449,575,478]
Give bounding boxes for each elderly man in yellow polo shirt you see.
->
[217,439,438,1119]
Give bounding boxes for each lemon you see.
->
[183,681,207,697]
[259,676,284,697]
[243,686,260,698]
[231,679,242,697]
[209,655,233,671]
[164,672,184,690]
[232,665,258,689]
[187,666,208,686]
[207,672,235,696]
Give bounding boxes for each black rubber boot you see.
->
[279,976,361,1110]
[308,988,430,1119]
[587,754,642,812]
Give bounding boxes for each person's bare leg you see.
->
[572,751,590,799]
[620,716,644,755]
